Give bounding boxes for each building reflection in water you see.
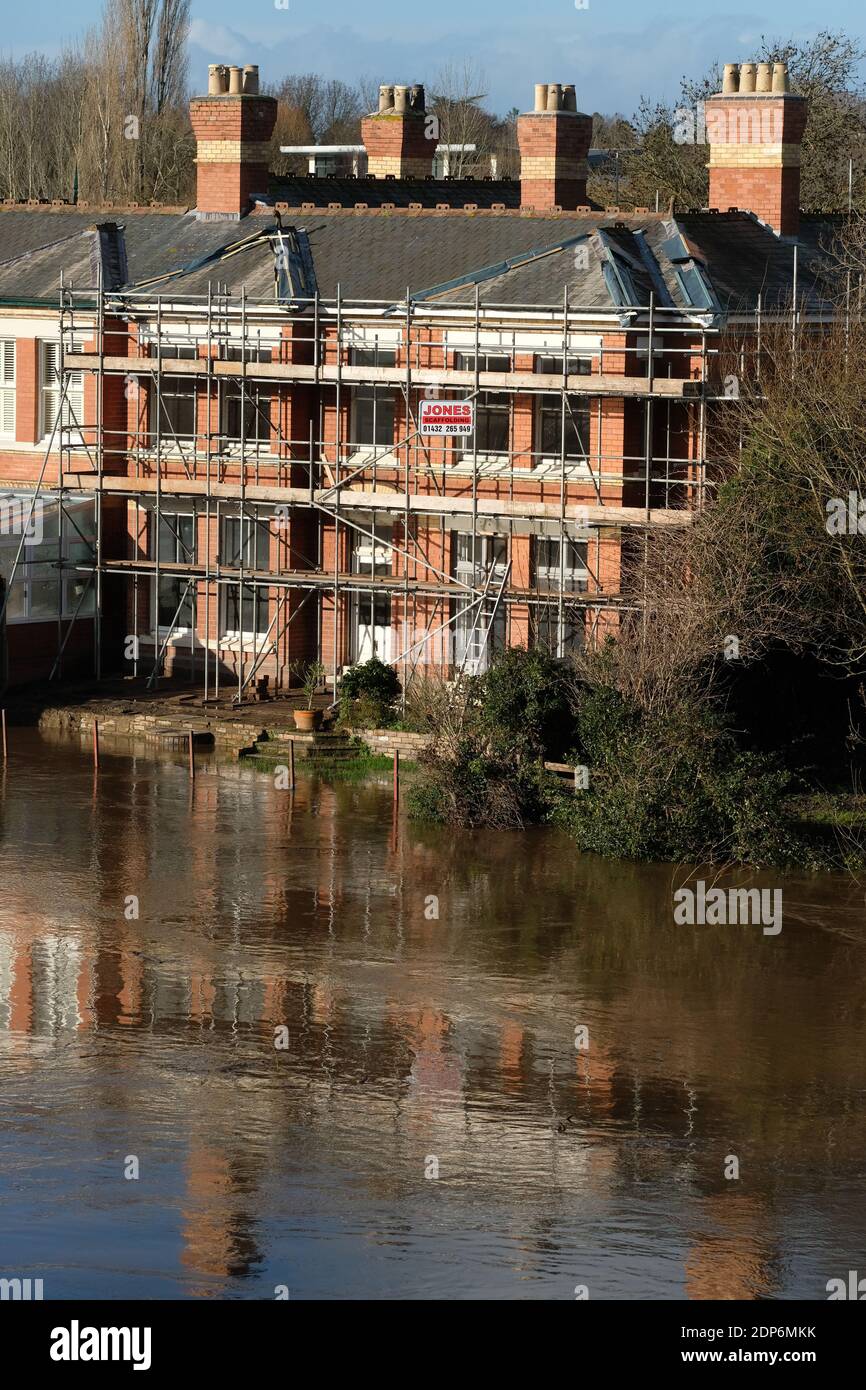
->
[2,730,866,1297]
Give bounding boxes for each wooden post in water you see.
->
[188,730,195,779]
[288,738,295,790]
[92,718,100,770]
[393,749,400,803]
[1,708,6,760]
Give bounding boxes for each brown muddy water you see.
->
[1,728,865,1300]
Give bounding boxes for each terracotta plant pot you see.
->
[293,708,322,732]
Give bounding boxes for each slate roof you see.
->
[0,210,195,301]
[0,202,842,319]
[298,210,836,313]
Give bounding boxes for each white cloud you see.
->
[188,19,250,64]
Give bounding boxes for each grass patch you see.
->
[242,752,418,782]
[787,793,866,829]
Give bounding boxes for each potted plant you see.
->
[292,660,326,731]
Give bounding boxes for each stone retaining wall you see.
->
[38,705,265,747]
[35,705,436,760]
[353,728,433,758]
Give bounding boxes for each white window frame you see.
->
[39,340,84,445]
[533,354,593,470]
[349,347,397,456]
[0,340,15,438]
[219,346,274,456]
[350,519,394,662]
[533,535,590,594]
[452,352,511,465]
[148,344,197,456]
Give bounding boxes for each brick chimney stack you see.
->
[517,83,593,211]
[705,61,807,237]
[360,84,435,178]
[189,64,277,218]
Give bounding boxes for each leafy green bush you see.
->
[480,647,575,759]
[405,647,851,866]
[552,685,825,867]
[341,657,401,703]
[339,657,401,728]
[406,649,573,829]
[340,690,394,730]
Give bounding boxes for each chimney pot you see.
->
[393,85,409,114]
[772,62,789,93]
[242,65,259,95]
[722,64,739,94]
[562,84,577,112]
[739,62,757,93]
[546,82,562,112]
[379,84,394,113]
[534,84,548,113]
[208,65,222,96]
[228,66,243,95]
[756,62,772,93]
[410,83,425,112]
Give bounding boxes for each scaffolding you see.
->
[4,277,728,698]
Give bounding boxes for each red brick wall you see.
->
[517,111,592,210]
[360,112,435,177]
[14,338,39,446]
[705,94,807,236]
[707,165,802,237]
[189,95,278,217]
[2,310,707,681]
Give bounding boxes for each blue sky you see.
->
[4,0,865,114]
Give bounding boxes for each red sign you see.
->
[419,399,474,435]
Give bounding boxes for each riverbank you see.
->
[2,676,432,770]
[5,667,864,868]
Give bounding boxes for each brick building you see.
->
[0,60,838,692]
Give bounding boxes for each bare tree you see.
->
[430,61,492,175]
[267,73,364,175]
[585,255,866,718]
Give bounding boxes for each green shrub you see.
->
[339,658,401,728]
[340,691,395,730]
[340,656,400,703]
[405,650,848,866]
[480,647,575,759]
[552,685,824,867]
[407,734,551,830]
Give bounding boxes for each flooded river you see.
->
[1,729,865,1299]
